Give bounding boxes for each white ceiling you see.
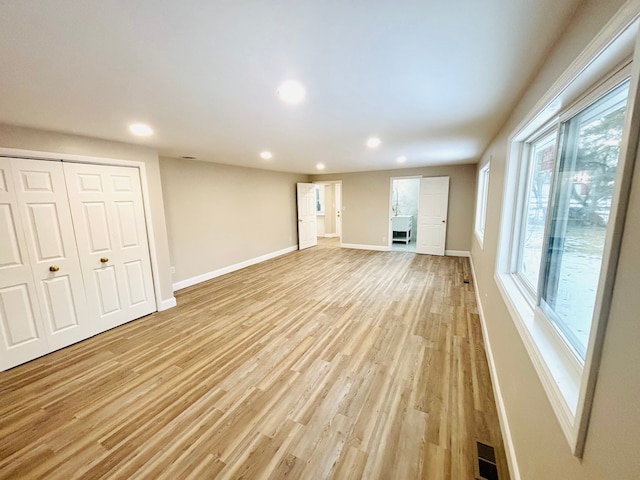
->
[0,1,584,174]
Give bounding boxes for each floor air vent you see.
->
[476,441,499,480]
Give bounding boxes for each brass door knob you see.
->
[298,219,302,223]
[49,265,60,272]
[100,257,109,263]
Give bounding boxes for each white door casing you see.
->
[297,183,317,250]
[335,183,342,239]
[0,158,50,370]
[64,162,156,332]
[10,158,93,351]
[416,176,449,256]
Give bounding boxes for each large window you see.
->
[540,82,629,358]
[513,81,629,359]
[496,39,637,453]
[474,162,490,246]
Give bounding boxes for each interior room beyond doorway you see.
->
[390,177,419,252]
[315,181,342,240]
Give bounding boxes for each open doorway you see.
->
[389,177,420,252]
[314,181,342,242]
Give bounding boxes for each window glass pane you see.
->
[315,184,325,213]
[542,81,629,358]
[475,164,490,239]
[519,133,556,291]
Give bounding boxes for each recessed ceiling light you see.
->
[129,123,153,136]
[396,155,407,163]
[277,80,306,104]
[316,163,325,170]
[260,151,273,160]
[366,136,381,149]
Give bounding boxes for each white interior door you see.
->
[0,158,50,370]
[335,183,342,239]
[416,176,449,256]
[297,183,317,250]
[64,162,156,332]
[10,158,92,351]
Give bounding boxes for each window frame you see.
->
[512,125,559,302]
[495,19,640,457]
[474,161,491,248]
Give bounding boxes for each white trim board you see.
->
[159,297,177,311]
[470,258,521,480]
[172,246,298,291]
[339,244,469,256]
[445,250,470,257]
[340,243,391,252]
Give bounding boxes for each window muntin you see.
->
[475,162,490,244]
[518,132,557,293]
[540,80,629,358]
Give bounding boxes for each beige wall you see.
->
[324,184,335,235]
[160,157,308,285]
[471,0,640,478]
[312,164,476,251]
[0,124,175,305]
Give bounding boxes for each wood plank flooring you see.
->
[0,238,510,479]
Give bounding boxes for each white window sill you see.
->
[474,230,484,250]
[494,272,582,451]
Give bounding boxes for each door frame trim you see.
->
[0,147,166,312]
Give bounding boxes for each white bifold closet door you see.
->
[0,158,156,371]
[63,162,155,332]
[0,158,49,367]
[0,158,92,370]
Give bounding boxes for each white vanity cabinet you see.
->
[392,215,413,244]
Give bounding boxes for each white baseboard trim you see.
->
[445,249,471,257]
[340,243,391,252]
[324,233,339,238]
[158,297,177,311]
[172,245,298,292]
[469,257,521,480]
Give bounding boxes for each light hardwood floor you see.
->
[0,238,510,479]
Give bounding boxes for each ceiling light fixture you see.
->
[277,80,306,104]
[129,123,153,136]
[260,151,273,160]
[366,136,381,149]
[396,155,407,163]
[316,163,325,170]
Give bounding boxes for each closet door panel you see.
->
[0,285,39,345]
[64,163,155,332]
[95,266,121,315]
[0,158,48,370]
[11,158,92,350]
